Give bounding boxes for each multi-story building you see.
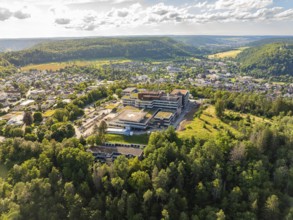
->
[107,89,189,132]
[170,89,189,108]
[122,91,183,114]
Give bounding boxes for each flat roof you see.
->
[20,100,35,106]
[89,146,143,157]
[154,111,174,120]
[123,87,137,92]
[171,89,189,95]
[117,110,147,123]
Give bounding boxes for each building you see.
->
[109,88,189,131]
[29,89,46,100]
[122,91,182,114]
[122,87,138,96]
[170,89,189,108]
[153,111,176,127]
[109,109,157,130]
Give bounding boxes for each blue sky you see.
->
[0,0,292,38]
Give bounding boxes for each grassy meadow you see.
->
[208,47,249,59]
[21,59,132,71]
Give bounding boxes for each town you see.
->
[1,58,293,162]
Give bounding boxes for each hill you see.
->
[172,35,264,52]
[247,37,293,47]
[1,37,201,66]
[237,42,293,76]
[0,58,17,76]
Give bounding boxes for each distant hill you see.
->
[1,37,202,66]
[0,39,49,52]
[237,42,293,76]
[0,37,84,52]
[247,37,293,47]
[172,36,265,52]
[0,58,17,76]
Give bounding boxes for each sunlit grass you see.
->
[208,47,249,59]
[43,109,56,117]
[178,106,242,140]
[21,59,132,71]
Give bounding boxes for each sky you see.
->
[0,0,292,38]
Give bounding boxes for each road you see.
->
[174,101,197,130]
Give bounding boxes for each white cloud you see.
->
[0,8,12,21]
[213,0,273,10]
[0,6,32,21]
[55,18,71,25]
[0,0,292,36]
[53,1,292,31]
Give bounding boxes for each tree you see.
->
[86,135,97,147]
[215,99,225,118]
[23,111,33,126]
[129,171,151,195]
[53,109,69,122]
[98,120,107,144]
[265,195,280,220]
[98,120,107,136]
[216,209,225,220]
[33,112,43,123]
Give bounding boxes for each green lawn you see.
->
[178,106,242,140]
[106,133,149,145]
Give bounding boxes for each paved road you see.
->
[174,101,197,130]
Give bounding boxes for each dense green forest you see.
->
[237,43,293,77]
[247,37,293,47]
[0,120,292,219]
[1,37,202,66]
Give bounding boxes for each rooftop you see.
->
[89,146,143,157]
[170,89,189,95]
[117,110,147,123]
[154,111,174,120]
[123,87,137,93]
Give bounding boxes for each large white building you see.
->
[108,89,189,131]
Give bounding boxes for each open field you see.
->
[106,133,149,145]
[178,105,270,140]
[21,59,132,71]
[178,105,242,140]
[208,47,249,59]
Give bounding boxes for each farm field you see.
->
[21,59,132,71]
[208,47,249,59]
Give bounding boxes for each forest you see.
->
[0,58,17,77]
[1,37,201,66]
[237,43,293,77]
